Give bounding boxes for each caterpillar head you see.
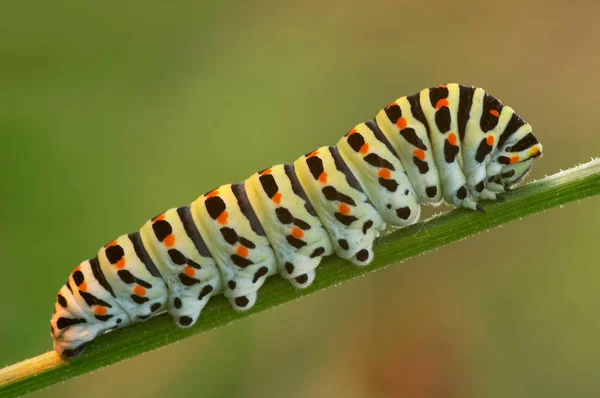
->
[50,262,128,359]
[487,123,543,191]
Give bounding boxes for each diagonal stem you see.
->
[2,158,599,398]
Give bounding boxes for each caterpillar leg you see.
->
[191,183,278,312]
[140,207,222,328]
[245,164,333,289]
[293,146,385,266]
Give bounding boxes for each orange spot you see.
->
[95,306,108,316]
[217,211,229,225]
[184,266,196,277]
[413,149,426,161]
[359,143,369,154]
[307,151,319,158]
[436,84,448,88]
[510,155,520,164]
[134,285,146,297]
[486,135,495,146]
[237,246,249,258]
[164,234,176,247]
[79,282,87,292]
[292,227,304,239]
[116,258,126,269]
[378,168,391,179]
[396,117,407,130]
[272,192,282,204]
[260,168,272,175]
[319,172,328,183]
[489,109,500,117]
[75,266,81,271]
[205,190,219,199]
[106,240,118,248]
[339,203,351,215]
[436,99,449,109]
[348,128,357,136]
[529,147,540,157]
[154,214,166,222]
[386,102,397,110]
[448,133,457,145]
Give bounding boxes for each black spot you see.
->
[435,107,451,133]
[205,196,227,220]
[72,270,84,286]
[413,157,429,174]
[56,317,86,330]
[293,218,311,230]
[509,132,539,152]
[187,259,202,269]
[105,244,125,264]
[306,155,325,180]
[338,239,349,250]
[174,297,182,309]
[457,186,468,200]
[95,314,114,321]
[426,186,438,198]
[400,128,427,150]
[116,318,122,324]
[235,296,249,307]
[220,227,238,245]
[79,291,112,308]
[152,220,172,242]
[475,138,493,163]
[362,220,373,234]
[334,213,358,226]
[429,86,449,108]
[498,156,511,165]
[238,236,256,249]
[347,132,366,152]
[285,262,294,274]
[131,294,149,304]
[151,303,161,312]
[228,280,237,289]
[179,273,200,286]
[355,249,369,262]
[363,153,395,170]
[286,235,307,249]
[179,316,193,326]
[386,204,392,209]
[231,254,253,268]
[384,103,402,123]
[379,177,399,192]
[396,207,411,220]
[199,285,213,300]
[259,173,279,198]
[57,294,67,308]
[168,249,187,265]
[295,274,309,284]
[117,269,135,284]
[475,181,485,192]
[502,170,516,178]
[480,93,503,132]
[458,85,475,141]
[444,140,459,163]
[405,189,409,195]
[275,207,294,224]
[310,247,325,258]
[252,266,269,283]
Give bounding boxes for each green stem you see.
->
[2,159,599,398]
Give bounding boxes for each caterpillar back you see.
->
[50,84,543,358]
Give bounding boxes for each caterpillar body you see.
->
[50,84,543,358]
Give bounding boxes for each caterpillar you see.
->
[50,84,543,358]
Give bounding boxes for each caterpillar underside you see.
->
[50,84,543,358]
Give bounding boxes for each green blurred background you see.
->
[1,1,599,397]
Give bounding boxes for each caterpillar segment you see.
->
[50,83,543,359]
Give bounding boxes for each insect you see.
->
[50,84,543,358]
